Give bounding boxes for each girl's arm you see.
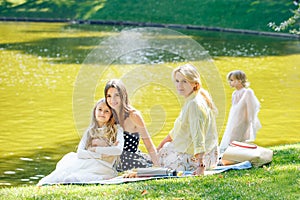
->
[77,130,88,150]
[131,111,159,166]
[245,89,262,140]
[93,125,124,155]
[77,131,101,159]
[246,89,260,121]
[77,126,124,158]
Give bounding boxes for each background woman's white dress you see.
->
[219,88,261,155]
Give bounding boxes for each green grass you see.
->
[1,143,299,200]
[0,0,297,32]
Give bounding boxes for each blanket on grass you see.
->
[41,161,252,186]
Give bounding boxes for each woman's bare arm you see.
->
[157,134,172,151]
[130,111,159,166]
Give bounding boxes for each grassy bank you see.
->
[0,0,296,32]
[0,143,299,200]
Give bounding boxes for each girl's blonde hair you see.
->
[85,98,118,149]
[227,70,249,87]
[172,63,217,111]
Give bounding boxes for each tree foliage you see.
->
[269,3,300,35]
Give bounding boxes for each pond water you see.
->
[0,22,299,187]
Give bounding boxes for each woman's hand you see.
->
[193,153,205,176]
[193,165,205,176]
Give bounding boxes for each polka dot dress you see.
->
[116,131,152,172]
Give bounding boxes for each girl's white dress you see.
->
[37,126,124,185]
[219,88,261,155]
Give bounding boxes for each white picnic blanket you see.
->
[40,161,252,185]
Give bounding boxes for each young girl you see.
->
[157,64,219,175]
[37,98,124,185]
[104,79,159,171]
[219,70,261,156]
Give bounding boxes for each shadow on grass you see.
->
[0,0,106,20]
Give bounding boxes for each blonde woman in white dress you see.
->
[157,64,219,175]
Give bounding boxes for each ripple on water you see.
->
[0,182,11,186]
[29,176,39,180]
[4,171,16,175]
[20,157,33,161]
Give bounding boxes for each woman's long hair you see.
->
[104,79,135,127]
[85,98,118,149]
[172,63,217,112]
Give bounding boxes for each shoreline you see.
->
[0,17,299,39]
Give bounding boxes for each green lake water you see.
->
[0,22,299,186]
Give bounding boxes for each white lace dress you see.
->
[219,88,261,155]
[37,126,124,185]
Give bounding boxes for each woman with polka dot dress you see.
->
[104,79,159,171]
